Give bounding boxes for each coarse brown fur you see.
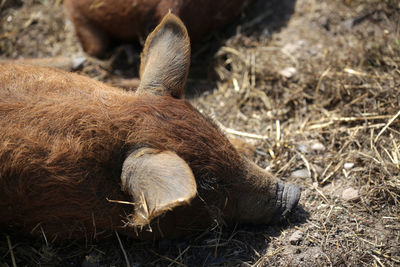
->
[64,0,253,56]
[0,63,240,239]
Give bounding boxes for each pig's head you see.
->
[119,13,300,237]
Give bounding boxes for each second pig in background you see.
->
[64,0,253,57]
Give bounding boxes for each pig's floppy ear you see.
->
[136,12,190,99]
[121,148,197,227]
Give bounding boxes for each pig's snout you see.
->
[273,181,301,220]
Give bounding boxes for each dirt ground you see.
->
[0,0,399,266]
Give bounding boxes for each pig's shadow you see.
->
[63,205,309,266]
[150,206,310,266]
[111,0,297,97]
[155,206,310,266]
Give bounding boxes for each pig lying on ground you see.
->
[0,13,300,241]
[64,0,252,57]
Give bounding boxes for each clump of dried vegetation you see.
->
[0,0,399,266]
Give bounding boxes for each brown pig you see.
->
[64,0,252,57]
[0,13,300,241]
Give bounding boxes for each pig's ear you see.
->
[137,12,190,99]
[121,148,197,226]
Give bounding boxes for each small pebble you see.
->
[310,141,325,151]
[297,140,325,153]
[291,168,310,179]
[343,18,355,29]
[342,187,359,201]
[289,230,303,245]
[344,162,354,170]
[279,67,297,78]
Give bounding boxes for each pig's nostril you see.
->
[281,183,301,217]
[274,181,301,219]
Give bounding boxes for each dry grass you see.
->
[0,0,399,266]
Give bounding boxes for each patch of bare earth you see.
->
[0,0,399,266]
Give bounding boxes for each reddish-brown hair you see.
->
[0,64,241,239]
